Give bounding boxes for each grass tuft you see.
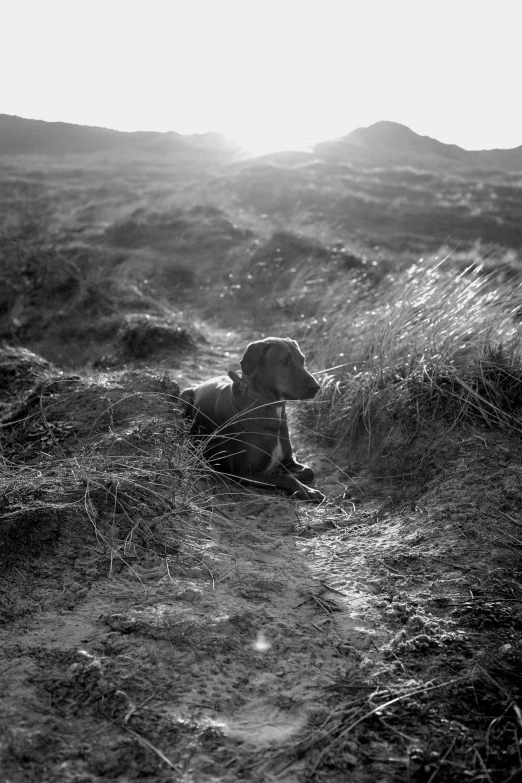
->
[302,253,522,476]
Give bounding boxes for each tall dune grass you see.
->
[303,254,522,475]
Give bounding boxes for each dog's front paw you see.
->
[285,462,315,483]
[292,484,325,503]
[294,466,315,483]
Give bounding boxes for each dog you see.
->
[180,337,324,501]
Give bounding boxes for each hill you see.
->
[313,120,522,172]
[0,113,243,160]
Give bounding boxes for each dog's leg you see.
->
[216,430,324,502]
[180,388,195,418]
[278,415,315,482]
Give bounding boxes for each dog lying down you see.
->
[180,337,325,502]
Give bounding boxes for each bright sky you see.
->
[2,0,521,155]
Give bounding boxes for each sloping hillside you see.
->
[314,120,522,172]
[0,113,242,161]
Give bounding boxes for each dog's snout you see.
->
[307,382,320,397]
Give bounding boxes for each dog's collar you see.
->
[228,370,248,394]
[228,370,280,407]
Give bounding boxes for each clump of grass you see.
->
[303,253,522,474]
[116,313,195,359]
[0,363,215,571]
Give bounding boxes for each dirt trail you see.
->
[1,325,522,782]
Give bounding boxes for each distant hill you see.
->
[1,114,521,173]
[313,121,522,173]
[0,114,242,160]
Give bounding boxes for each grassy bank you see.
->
[302,252,522,482]
[0,348,212,574]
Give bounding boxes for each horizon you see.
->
[4,111,522,156]
[2,0,521,156]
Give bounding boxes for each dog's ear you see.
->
[240,341,268,375]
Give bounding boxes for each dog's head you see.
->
[240,337,320,401]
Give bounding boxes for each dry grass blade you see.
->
[122,726,183,772]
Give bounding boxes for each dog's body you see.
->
[180,337,324,501]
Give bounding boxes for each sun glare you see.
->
[233,129,319,157]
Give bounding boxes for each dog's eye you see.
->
[281,356,290,365]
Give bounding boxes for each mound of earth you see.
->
[104,207,253,253]
[115,312,196,360]
[0,355,184,568]
[0,344,60,416]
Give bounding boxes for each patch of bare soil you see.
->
[1,339,521,783]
